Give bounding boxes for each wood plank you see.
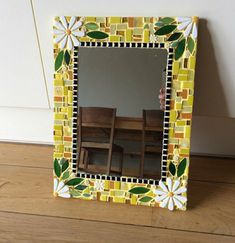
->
[0,142,234,183]
[0,211,234,243]
[0,165,234,236]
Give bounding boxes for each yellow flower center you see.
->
[66,29,72,35]
[53,191,58,197]
[192,16,199,24]
[168,191,174,197]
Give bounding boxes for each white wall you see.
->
[0,0,234,156]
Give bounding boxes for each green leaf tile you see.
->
[129,187,150,195]
[160,17,175,25]
[62,160,69,172]
[167,32,182,41]
[87,31,109,39]
[75,185,87,191]
[175,38,186,60]
[187,37,195,54]
[177,158,187,177]
[85,22,99,30]
[64,50,71,65]
[139,196,153,203]
[155,25,177,36]
[65,178,84,186]
[54,50,64,71]
[54,158,61,178]
[169,162,176,176]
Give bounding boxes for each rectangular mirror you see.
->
[53,16,198,211]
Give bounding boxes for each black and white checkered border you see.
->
[71,42,174,185]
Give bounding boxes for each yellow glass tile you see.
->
[68,106,73,119]
[100,195,108,201]
[185,126,191,138]
[175,102,182,110]
[114,181,121,190]
[54,113,65,120]
[96,17,105,23]
[173,62,180,75]
[176,120,186,126]
[54,130,62,136]
[109,17,121,24]
[68,91,73,104]
[178,75,188,81]
[63,86,68,96]
[54,135,63,141]
[168,128,174,138]
[170,110,177,122]
[134,17,143,27]
[109,35,121,42]
[179,69,189,75]
[182,81,194,89]
[54,79,64,86]
[130,194,138,205]
[113,197,125,203]
[143,29,150,42]
[54,125,63,131]
[85,17,96,22]
[117,23,128,30]
[189,56,196,69]
[54,153,63,158]
[125,29,132,42]
[180,148,190,154]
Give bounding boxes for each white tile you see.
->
[0,0,49,108]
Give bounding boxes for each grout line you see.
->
[30,0,51,109]
[0,210,234,238]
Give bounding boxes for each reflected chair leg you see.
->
[84,148,89,171]
[140,150,145,178]
[106,147,113,175]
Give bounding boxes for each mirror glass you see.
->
[77,47,168,180]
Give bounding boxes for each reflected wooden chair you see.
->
[77,107,124,175]
[140,109,164,177]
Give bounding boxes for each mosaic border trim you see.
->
[53,16,198,211]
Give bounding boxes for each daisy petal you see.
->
[59,185,69,194]
[72,30,85,37]
[59,192,71,198]
[69,16,77,29]
[158,180,169,192]
[173,197,183,209]
[172,180,180,192]
[54,21,66,31]
[192,23,198,39]
[53,29,65,35]
[67,36,73,50]
[70,34,80,46]
[156,193,168,202]
[60,36,68,49]
[155,189,166,195]
[57,181,65,192]
[71,21,82,31]
[54,34,66,44]
[177,17,191,23]
[174,195,187,204]
[160,196,169,208]
[53,178,58,192]
[177,20,191,31]
[174,186,187,195]
[168,197,174,211]
[167,178,173,192]
[60,16,68,29]
[184,22,193,37]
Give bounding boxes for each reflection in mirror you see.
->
[77,47,168,180]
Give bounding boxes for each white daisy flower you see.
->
[155,178,187,211]
[94,180,104,191]
[53,178,71,198]
[54,16,85,50]
[177,17,198,40]
[150,34,158,43]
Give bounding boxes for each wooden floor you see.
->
[0,142,234,242]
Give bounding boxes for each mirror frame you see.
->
[53,16,198,211]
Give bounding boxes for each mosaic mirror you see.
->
[53,16,198,211]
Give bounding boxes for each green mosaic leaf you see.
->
[171,41,179,47]
[155,21,164,27]
[85,22,99,30]
[54,158,61,178]
[177,158,187,177]
[83,193,91,197]
[155,25,177,36]
[62,160,69,172]
[169,162,176,176]
[54,50,64,71]
[70,189,81,197]
[160,17,175,25]
[167,32,182,41]
[65,178,84,186]
[64,50,71,65]
[75,185,87,191]
[62,171,70,180]
[87,31,109,39]
[175,38,186,60]
[187,36,195,54]
[144,24,149,29]
[139,196,153,203]
[59,158,66,166]
[129,187,150,195]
